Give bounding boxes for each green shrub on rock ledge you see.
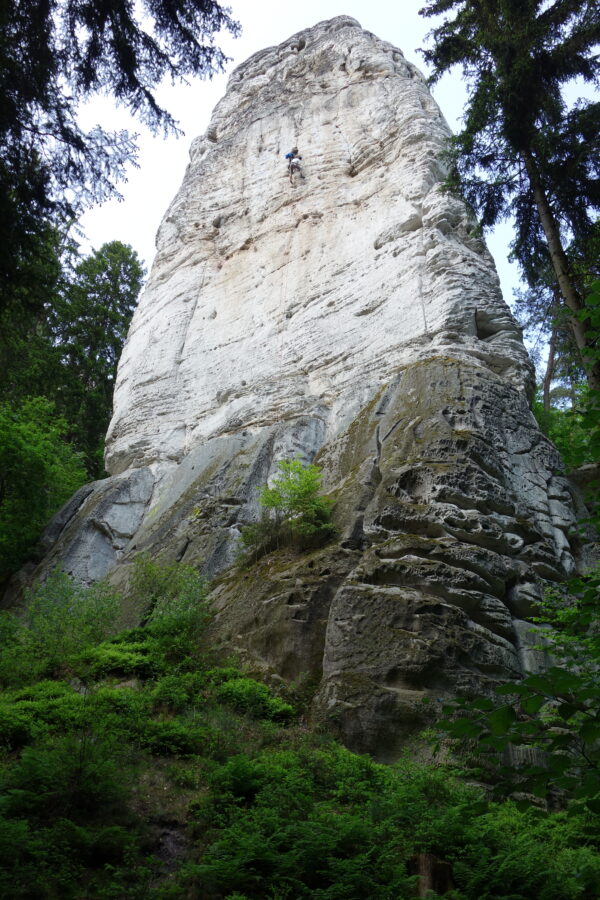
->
[240,458,337,563]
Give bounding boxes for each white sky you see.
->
[79,1,520,298]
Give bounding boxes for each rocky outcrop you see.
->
[206,357,580,756]
[16,18,588,755]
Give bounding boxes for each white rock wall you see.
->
[105,15,531,477]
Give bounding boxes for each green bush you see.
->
[0,684,88,748]
[202,666,244,685]
[7,680,76,703]
[240,459,337,562]
[0,817,88,900]
[0,561,597,900]
[0,397,87,582]
[533,384,596,468]
[127,555,208,629]
[0,705,39,750]
[151,671,209,712]
[136,719,207,757]
[1,735,127,823]
[92,687,152,737]
[455,803,600,900]
[0,570,119,685]
[260,459,335,536]
[215,677,294,722]
[182,748,600,900]
[0,748,144,899]
[74,641,158,680]
[238,513,282,561]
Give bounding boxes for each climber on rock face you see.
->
[285,147,304,184]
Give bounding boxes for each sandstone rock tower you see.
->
[29,18,584,754]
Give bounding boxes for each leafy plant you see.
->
[0,398,87,582]
[1,734,127,823]
[1,565,598,898]
[0,569,119,685]
[74,641,158,681]
[437,565,600,813]
[533,383,596,469]
[215,678,295,723]
[260,459,334,534]
[240,459,336,562]
[48,241,145,476]
[128,555,208,629]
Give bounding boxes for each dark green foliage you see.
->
[0,0,239,315]
[1,240,144,477]
[0,682,88,750]
[0,225,64,398]
[420,0,600,241]
[0,240,144,582]
[240,459,337,562]
[0,569,119,683]
[0,706,39,751]
[1,564,599,898]
[185,750,600,900]
[0,737,146,899]
[151,671,210,712]
[0,400,87,583]
[420,0,600,386]
[515,225,599,385]
[532,383,596,468]
[49,241,145,475]
[516,234,600,468]
[577,278,600,459]
[238,512,282,561]
[128,554,208,623]
[453,804,600,900]
[215,678,295,722]
[135,719,208,757]
[125,555,211,672]
[1,736,127,822]
[437,564,600,814]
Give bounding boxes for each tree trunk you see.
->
[543,326,557,414]
[409,852,454,897]
[522,150,600,391]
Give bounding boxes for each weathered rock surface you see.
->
[106,14,531,477]
[15,18,589,755]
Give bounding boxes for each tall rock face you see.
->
[106,15,531,478]
[20,17,586,755]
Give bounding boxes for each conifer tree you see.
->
[53,242,145,475]
[0,0,239,313]
[420,0,600,388]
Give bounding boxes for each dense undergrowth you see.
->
[1,560,599,899]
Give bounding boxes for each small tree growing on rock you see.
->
[240,459,336,562]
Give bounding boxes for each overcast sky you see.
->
[78,1,521,299]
